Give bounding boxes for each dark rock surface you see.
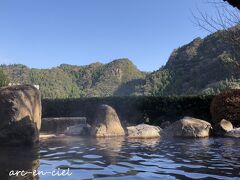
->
[0,85,41,145]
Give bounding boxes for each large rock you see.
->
[213,119,233,136]
[225,128,240,138]
[127,124,161,138]
[91,104,125,137]
[64,124,91,136]
[164,117,212,138]
[0,85,41,145]
[210,89,240,127]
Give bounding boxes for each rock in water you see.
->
[225,128,240,138]
[64,124,91,136]
[0,85,41,145]
[91,104,125,137]
[127,124,161,138]
[213,119,233,136]
[164,117,212,138]
[219,119,233,132]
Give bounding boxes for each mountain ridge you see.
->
[144,25,240,96]
[1,26,239,98]
[0,58,146,98]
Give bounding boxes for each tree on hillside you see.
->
[0,69,9,87]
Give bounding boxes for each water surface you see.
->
[1,137,240,179]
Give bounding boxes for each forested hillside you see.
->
[0,59,146,98]
[1,26,239,98]
[144,25,240,96]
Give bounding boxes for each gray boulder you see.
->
[0,85,41,145]
[164,117,212,138]
[127,124,161,138]
[225,128,240,138]
[64,124,91,136]
[91,104,125,137]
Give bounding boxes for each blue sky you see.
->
[0,0,224,71]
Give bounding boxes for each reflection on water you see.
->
[127,138,160,147]
[1,137,240,179]
[0,145,39,180]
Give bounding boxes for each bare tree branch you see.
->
[192,0,240,67]
[223,0,240,10]
[193,0,240,33]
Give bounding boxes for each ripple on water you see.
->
[83,155,103,159]
[3,137,239,180]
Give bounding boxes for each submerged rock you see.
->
[64,124,91,136]
[225,128,240,138]
[0,85,41,145]
[164,117,212,138]
[91,104,125,137]
[127,124,161,138]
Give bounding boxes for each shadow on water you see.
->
[0,145,39,180]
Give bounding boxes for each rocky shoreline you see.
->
[50,105,240,140]
[0,85,240,146]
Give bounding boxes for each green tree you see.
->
[0,69,9,87]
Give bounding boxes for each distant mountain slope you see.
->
[1,26,239,98]
[144,25,240,96]
[0,59,146,98]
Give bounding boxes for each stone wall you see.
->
[41,117,86,133]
